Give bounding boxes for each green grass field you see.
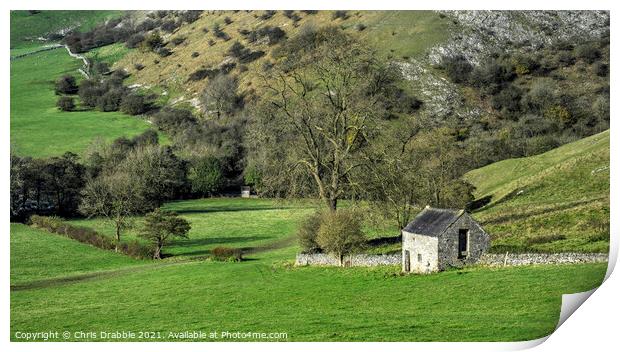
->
[466,130,610,253]
[10,48,164,158]
[10,198,608,342]
[10,10,122,50]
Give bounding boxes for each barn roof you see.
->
[403,207,465,237]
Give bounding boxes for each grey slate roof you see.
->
[403,207,465,237]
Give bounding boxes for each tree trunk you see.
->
[114,221,121,252]
[327,197,337,212]
[153,246,162,259]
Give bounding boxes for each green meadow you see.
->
[10,48,164,158]
[10,198,608,342]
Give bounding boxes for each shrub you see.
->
[355,23,367,31]
[593,62,609,77]
[332,10,349,20]
[56,96,75,111]
[134,63,145,71]
[211,246,243,261]
[120,94,147,115]
[187,67,220,82]
[191,51,200,58]
[297,212,323,252]
[180,10,202,24]
[141,32,164,51]
[156,47,172,57]
[441,55,473,83]
[97,88,124,112]
[575,43,600,64]
[125,33,145,48]
[247,26,286,45]
[315,210,366,265]
[189,156,225,196]
[55,75,78,95]
[30,215,153,259]
[224,16,233,25]
[170,36,186,46]
[259,10,276,20]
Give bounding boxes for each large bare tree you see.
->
[251,26,401,211]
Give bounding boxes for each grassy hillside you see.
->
[10,224,145,285]
[10,198,607,341]
[10,48,165,158]
[465,130,610,253]
[10,10,122,51]
[115,10,451,106]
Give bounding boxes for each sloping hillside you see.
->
[465,130,609,253]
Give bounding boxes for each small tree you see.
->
[56,96,75,111]
[200,74,240,118]
[315,210,366,265]
[140,209,191,259]
[55,75,78,95]
[80,170,143,251]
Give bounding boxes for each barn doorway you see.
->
[404,250,411,272]
[458,229,469,259]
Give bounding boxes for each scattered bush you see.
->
[56,96,75,111]
[593,62,609,77]
[180,10,202,24]
[259,10,276,20]
[575,43,600,64]
[170,36,186,46]
[55,75,78,95]
[297,212,323,253]
[125,33,145,48]
[187,67,220,82]
[441,55,473,83]
[156,47,172,57]
[120,94,148,115]
[142,31,164,51]
[332,10,349,20]
[247,26,286,45]
[211,246,243,261]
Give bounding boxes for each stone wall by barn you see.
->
[295,253,400,267]
[295,252,607,268]
[478,252,608,266]
[438,214,489,270]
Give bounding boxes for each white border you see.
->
[3,1,618,351]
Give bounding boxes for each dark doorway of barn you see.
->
[458,229,469,259]
[404,250,410,272]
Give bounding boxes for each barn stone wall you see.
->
[438,215,489,270]
[402,232,439,273]
[295,253,400,266]
[478,252,608,266]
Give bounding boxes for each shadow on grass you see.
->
[480,198,603,226]
[174,236,271,256]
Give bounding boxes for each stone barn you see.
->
[402,206,489,274]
